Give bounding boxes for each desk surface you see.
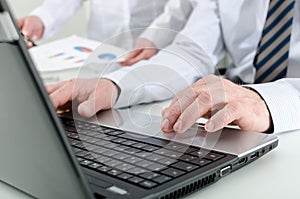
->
[1,69,299,198]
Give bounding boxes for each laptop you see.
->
[0,1,278,198]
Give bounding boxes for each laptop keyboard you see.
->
[61,117,227,189]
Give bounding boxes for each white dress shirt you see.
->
[139,0,194,49]
[31,0,168,49]
[104,0,300,133]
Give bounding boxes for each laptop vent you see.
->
[159,173,216,199]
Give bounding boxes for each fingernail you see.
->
[78,103,93,117]
[22,31,28,36]
[32,35,38,41]
[206,122,215,132]
[27,41,33,47]
[161,119,170,132]
[174,120,182,132]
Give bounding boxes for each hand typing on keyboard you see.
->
[47,78,118,117]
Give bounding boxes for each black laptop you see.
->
[0,1,278,198]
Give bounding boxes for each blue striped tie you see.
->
[254,0,295,83]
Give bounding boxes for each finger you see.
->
[120,49,142,66]
[161,87,198,132]
[173,94,213,133]
[25,41,33,48]
[77,79,118,117]
[16,19,24,28]
[46,81,67,94]
[49,83,74,109]
[205,103,239,132]
[125,50,156,66]
[78,95,101,118]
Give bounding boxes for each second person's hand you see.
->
[17,16,44,47]
[120,38,158,66]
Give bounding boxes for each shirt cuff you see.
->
[139,28,177,50]
[247,81,300,133]
[30,8,56,40]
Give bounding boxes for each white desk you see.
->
[1,69,300,198]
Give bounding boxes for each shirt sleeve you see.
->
[139,0,193,49]
[30,0,83,40]
[247,78,300,133]
[103,0,225,108]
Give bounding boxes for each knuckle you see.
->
[198,91,212,107]
[225,103,240,120]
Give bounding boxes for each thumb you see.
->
[78,98,102,118]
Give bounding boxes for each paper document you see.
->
[29,35,126,72]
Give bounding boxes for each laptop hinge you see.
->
[0,11,19,42]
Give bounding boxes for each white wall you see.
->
[8,0,88,43]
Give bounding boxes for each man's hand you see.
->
[16,16,44,47]
[161,75,271,133]
[46,78,119,118]
[120,38,158,66]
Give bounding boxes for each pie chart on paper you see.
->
[98,53,117,61]
[74,46,93,53]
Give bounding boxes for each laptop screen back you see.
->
[0,1,92,198]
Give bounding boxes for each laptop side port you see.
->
[220,165,232,177]
[249,152,259,160]
[237,157,247,166]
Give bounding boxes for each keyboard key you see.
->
[108,169,122,176]
[123,156,142,164]
[161,168,185,178]
[106,130,124,136]
[118,173,133,180]
[89,163,102,169]
[145,154,164,162]
[80,160,93,166]
[147,163,166,172]
[113,153,131,161]
[111,138,127,144]
[153,175,172,184]
[127,167,148,175]
[171,162,199,172]
[97,166,112,172]
[165,143,186,152]
[105,160,122,168]
[189,149,210,157]
[115,163,134,172]
[158,158,178,166]
[135,152,151,158]
[179,154,198,162]
[205,152,225,161]
[122,140,138,146]
[128,177,144,184]
[132,143,148,149]
[136,160,153,168]
[103,149,119,157]
[142,145,160,152]
[191,158,212,167]
[93,156,111,164]
[139,181,158,189]
[114,145,130,152]
[124,148,142,154]
[139,172,160,180]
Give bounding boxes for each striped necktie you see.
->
[254,0,295,83]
